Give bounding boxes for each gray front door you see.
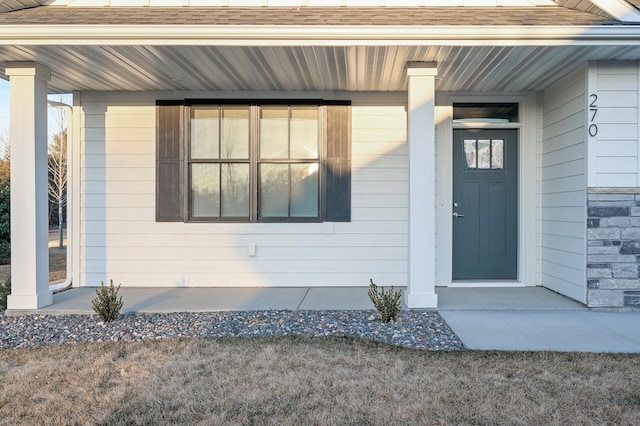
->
[452,129,518,280]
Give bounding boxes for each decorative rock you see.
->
[588,194,635,201]
[587,218,600,228]
[612,263,640,278]
[588,254,636,263]
[587,190,640,307]
[587,268,611,278]
[624,295,640,306]
[607,217,640,227]
[588,228,621,240]
[620,241,640,254]
[589,188,640,195]
[0,310,465,351]
[588,207,630,217]
[587,201,636,208]
[587,290,624,307]
[602,240,622,246]
[623,291,640,306]
[622,228,640,239]
[587,263,611,269]
[596,279,640,289]
[587,246,620,255]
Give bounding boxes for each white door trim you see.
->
[435,92,538,288]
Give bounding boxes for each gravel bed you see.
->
[0,310,465,351]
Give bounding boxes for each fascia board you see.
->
[1,25,640,46]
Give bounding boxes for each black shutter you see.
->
[323,104,351,222]
[156,102,184,222]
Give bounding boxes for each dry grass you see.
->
[0,337,639,425]
[48,247,67,284]
[0,247,66,287]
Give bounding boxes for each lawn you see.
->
[0,337,638,425]
[0,246,66,286]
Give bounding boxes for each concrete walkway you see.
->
[439,309,640,353]
[11,285,640,353]
[437,287,640,353]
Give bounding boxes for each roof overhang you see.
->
[2,6,640,93]
[4,24,640,45]
[3,43,640,93]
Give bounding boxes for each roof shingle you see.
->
[0,6,618,26]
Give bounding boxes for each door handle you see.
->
[452,212,464,218]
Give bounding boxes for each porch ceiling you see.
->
[2,44,640,93]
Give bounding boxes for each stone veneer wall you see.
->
[587,189,640,308]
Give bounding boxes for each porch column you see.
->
[6,62,52,310]
[406,62,438,309]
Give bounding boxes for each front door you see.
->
[452,129,518,280]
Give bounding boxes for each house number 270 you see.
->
[589,94,598,137]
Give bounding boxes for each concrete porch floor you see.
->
[8,285,640,353]
[26,285,585,315]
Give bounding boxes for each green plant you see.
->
[0,184,10,264]
[367,278,402,323]
[0,276,9,311]
[91,279,123,322]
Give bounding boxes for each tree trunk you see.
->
[58,205,63,249]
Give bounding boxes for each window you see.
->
[189,106,251,220]
[453,103,519,123]
[258,106,320,219]
[156,100,350,223]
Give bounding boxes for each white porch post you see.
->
[6,62,52,310]
[406,62,438,309]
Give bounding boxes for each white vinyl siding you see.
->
[587,61,640,188]
[540,66,587,303]
[79,91,408,287]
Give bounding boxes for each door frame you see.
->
[452,128,519,280]
[435,93,538,288]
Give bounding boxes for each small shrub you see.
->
[0,184,10,264]
[91,279,123,322]
[368,278,402,323]
[0,276,9,311]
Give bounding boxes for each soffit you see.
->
[2,44,640,93]
[0,5,637,93]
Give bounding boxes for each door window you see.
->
[464,138,505,170]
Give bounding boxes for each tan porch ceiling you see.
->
[2,44,640,93]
